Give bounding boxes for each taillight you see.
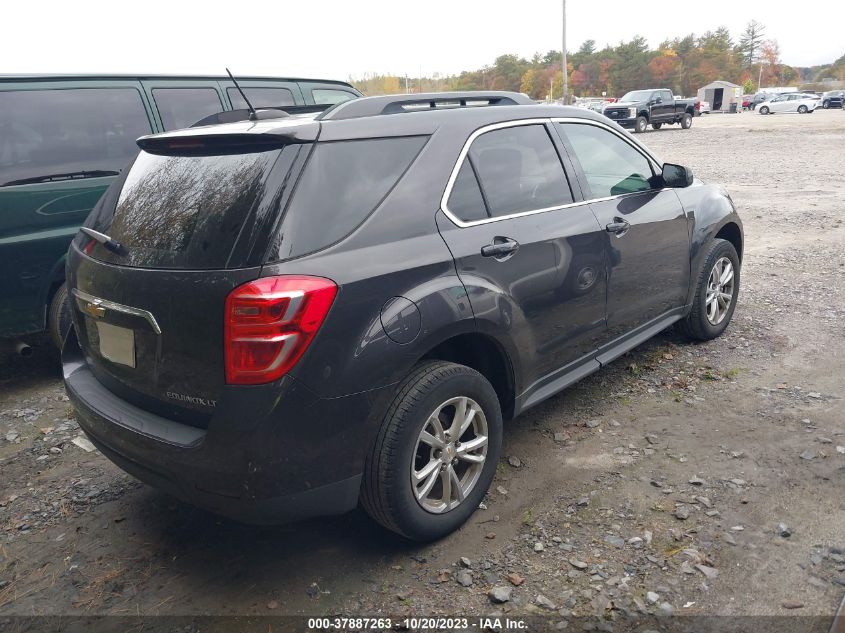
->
[224,275,337,385]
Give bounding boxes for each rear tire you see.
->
[651,122,663,130]
[48,282,72,350]
[681,113,693,129]
[798,105,808,114]
[634,116,648,133]
[361,361,503,541]
[677,239,740,341]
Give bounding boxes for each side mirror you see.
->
[662,163,693,188]
[655,97,663,104]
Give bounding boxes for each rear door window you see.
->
[227,87,295,109]
[271,136,427,260]
[0,88,150,187]
[447,159,488,223]
[467,124,573,218]
[85,148,289,269]
[312,89,357,105]
[152,88,223,130]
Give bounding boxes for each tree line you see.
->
[352,21,845,100]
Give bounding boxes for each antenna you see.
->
[226,68,257,121]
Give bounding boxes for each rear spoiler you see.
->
[136,118,320,156]
[190,105,332,128]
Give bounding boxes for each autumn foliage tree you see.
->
[351,20,812,99]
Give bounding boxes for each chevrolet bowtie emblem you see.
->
[84,300,106,318]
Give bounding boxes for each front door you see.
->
[436,121,608,392]
[554,121,691,345]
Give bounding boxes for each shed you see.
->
[697,80,742,113]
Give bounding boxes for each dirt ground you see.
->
[1,109,844,632]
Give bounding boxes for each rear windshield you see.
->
[85,148,285,269]
[269,136,427,261]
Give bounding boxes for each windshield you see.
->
[619,90,653,102]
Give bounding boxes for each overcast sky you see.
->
[3,0,842,79]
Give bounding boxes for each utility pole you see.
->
[561,0,568,104]
[757,64,763,91]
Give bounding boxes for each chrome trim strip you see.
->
[71,288,162,335]
[439,116,664,229]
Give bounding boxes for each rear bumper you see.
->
[63,331,391,524]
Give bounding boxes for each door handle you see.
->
[605,218,630,235]
[481,238,519,259]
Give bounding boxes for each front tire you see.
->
[361,361,503,541]
[634,116,648,133]
[48,282,73,349]
[823,101,829,109]
[681,113,693,129]
[678,239,740,341]
[759,106,770,115]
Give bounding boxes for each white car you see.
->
[757,93,820,115]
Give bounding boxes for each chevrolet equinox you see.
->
[63,92,743,541]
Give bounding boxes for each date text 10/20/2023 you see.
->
[307,617,528,630]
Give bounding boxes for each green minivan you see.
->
[0,74,361,348]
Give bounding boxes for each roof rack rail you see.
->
[191,105,331,128]
[320,91,535,121]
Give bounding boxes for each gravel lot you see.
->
[1,109,843,631]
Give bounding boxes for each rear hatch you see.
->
[67,120,317,426]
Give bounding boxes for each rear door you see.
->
[0,79,154,336]
[67,140,310,426]
[554,120,690,347]
[436,120,608,391]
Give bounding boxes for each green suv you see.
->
[0,74,360,347]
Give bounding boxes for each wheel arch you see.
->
[715,222,743,263]
[418,332,516,420]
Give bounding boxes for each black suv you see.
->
[64,92,743,541]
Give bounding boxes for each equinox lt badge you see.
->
[166,391,217,408]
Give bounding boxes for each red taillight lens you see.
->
[224,275,337,385]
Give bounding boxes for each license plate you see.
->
[96,322,136,368]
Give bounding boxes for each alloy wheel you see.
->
[705,257,735,325]
[411,396,488,514]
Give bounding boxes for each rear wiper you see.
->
[2,169,119,187]
[80,227,128,257]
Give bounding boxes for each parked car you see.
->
[821,90,844,109]
[63,91,743,541]
[0,74,362,350]
[741,95,753,110]
[757,93,820,114]
[602,89,697,132]
[697,100,711,115]
[750,91,777,110]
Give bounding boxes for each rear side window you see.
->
[558,123,656,198]
[153,88,222,130]
[87,148,285,269]
[0,88,150,187]
[467,125,573,218]
[227,87,295,109]
[272,136,427,260]
[312,89,356,105]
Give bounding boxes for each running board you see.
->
[514,310,684,415]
